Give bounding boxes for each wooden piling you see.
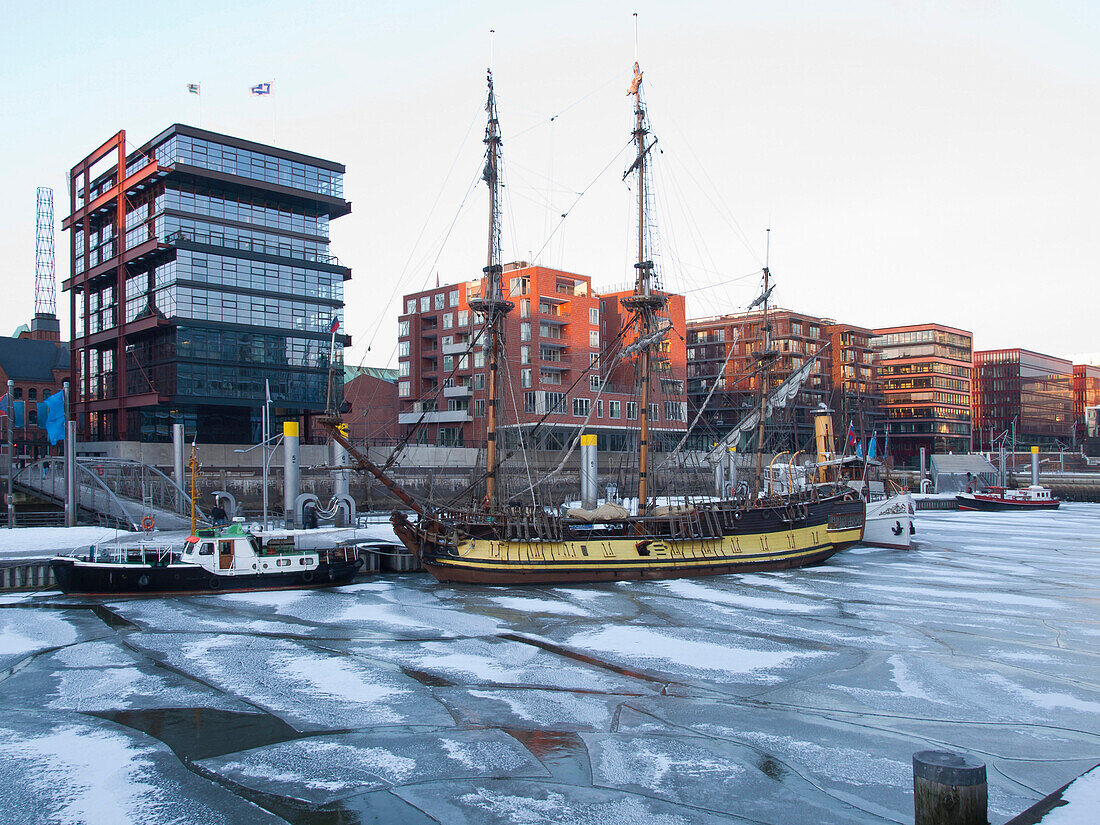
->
[914,750,988,825]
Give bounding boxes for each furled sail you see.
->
[706,344,829,464]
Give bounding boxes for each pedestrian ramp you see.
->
[14,457,203,532]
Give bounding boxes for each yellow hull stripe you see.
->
[430,522,863,573]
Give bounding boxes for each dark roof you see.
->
[0,338,69,382]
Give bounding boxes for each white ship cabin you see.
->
[183,524,320,576]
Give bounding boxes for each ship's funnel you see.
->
[813,406,835,482]
[580,434,597,509]
[283,421,300,527]
[1031,446,1040,487]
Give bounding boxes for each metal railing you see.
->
[14,458,202,531]
[165,230,341,267]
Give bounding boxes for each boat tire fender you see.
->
[302,570,314,584]
[208,577,221,590]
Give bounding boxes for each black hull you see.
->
[50,558,363,596]
[956,495,1060,512]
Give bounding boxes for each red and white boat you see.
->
[955,486,1060,512]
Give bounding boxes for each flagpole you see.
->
[6,379,13,529]
[262,378,270,530]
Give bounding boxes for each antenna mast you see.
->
[468,60,513,510]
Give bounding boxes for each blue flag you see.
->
[855,439,863,460]
[868,434,877,460]
[12,400,24,429]
[37,390,66,446]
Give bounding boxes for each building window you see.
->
[546,391,566,413]
[609,400,621,418]
[589,330,599,348]
[590,375,601,392]
[398,341,409,357]
[398,362,410,377]
[473,373,485,390]
[589,307,599,325]
[398,320,409,337]
[664,401,683,421]
[420,296,430,312]
[520,322,531,341]
[649,403,660,420]
[521,368,531,388]
[443,313,453,329]
[524,391,539,413]
[449,289,459,307]
[573,397,591,417]
[405,300,416,314]
[474,399,486,417]
[626,402,637,420]
[596,400,603,418]
[434,293,445,310]
[458,310,469,326]
[520,345,531,364]
[520,299,530,318]
[443,355,453,371]
[510,276,529,296]
[473,351,484,368]
[398,381,410,397]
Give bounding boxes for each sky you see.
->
[1,0,1097,368]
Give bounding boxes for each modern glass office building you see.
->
[63,125,351,443]
[871,323,973,466]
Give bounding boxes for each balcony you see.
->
[443,384,471,398]
[442,340,470,356]
[164,229,341,267]
[398,410,473,424]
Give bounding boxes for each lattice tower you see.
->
[35,187,57,317]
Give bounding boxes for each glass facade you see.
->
[66,125,350,443]
[972,350,1073,448]
[872,325,973,467]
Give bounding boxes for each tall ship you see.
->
[322,60,864,585]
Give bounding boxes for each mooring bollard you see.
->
[913,750,988,825]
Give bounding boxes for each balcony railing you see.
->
[165,229,341,267]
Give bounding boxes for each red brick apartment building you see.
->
[685,310,882,452]
[397,263,687,452]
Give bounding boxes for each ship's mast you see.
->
[469,67,512,509]
[621,61,666,513]
[752,229,775,498]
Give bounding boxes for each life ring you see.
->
[302,571,315,584]
[140,516,155,532]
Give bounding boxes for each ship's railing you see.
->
[60,542,180,566]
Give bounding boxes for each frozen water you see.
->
[1,504,1099,822]
[198,728,546,804]
[0,710,285,824]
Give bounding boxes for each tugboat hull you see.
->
[50,557,363,596]
[955,495,1060,512]
[393,497,864,586]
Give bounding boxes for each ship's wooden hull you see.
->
[392,497,864,585]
